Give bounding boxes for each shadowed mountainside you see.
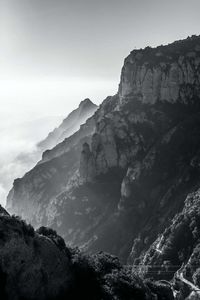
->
[6,36,200,296]
[0,208,173,300]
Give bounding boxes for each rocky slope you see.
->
[0,209,173,300]
[134,188,200,299]
[38,98,98,151]
[7,35,200,285]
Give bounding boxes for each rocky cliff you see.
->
[135,188,200,299]
[7,35,200,286]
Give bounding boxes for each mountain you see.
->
[0,99,96,207]
[0,208,173,300]
[38,98,98,151]
[6,35,200,296]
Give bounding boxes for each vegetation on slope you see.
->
[0,212,173,300]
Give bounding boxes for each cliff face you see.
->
[118,39,200,103]
[7,36,200,271]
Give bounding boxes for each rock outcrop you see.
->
[6,35,200,285]
[119,39,200,104]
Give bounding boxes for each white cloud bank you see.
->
[0,76,118,207]
[0,116,63,207]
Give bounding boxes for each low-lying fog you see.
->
[0,77,117,207]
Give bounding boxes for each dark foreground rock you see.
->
[0,210,173,300]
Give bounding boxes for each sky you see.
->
[0,0,200,206]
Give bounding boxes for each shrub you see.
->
[36,226,66,252]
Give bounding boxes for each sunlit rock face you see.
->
[118,40,200,104]
[7,36,200,271]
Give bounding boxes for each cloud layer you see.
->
[0,77,117,207]
[0,116,63,207]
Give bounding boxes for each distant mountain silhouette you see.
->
[38,98,98,151]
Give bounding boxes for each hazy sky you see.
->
[0,0,200,115]
[1,0,200,79]
[0,0,200,206]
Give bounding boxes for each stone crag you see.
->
[7,36,200,283]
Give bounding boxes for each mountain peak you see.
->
[37,98,98,152]
[79,98,97,109]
